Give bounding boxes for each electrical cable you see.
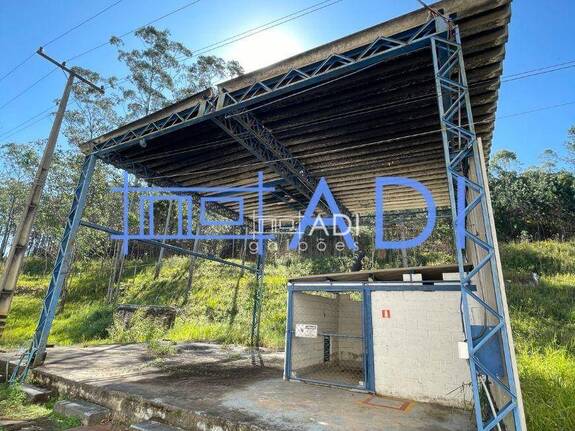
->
[107,0,343,88]
[0,105,56,139]
[0,0,125,84]
[66,0,202,62]
[0,112,54,141]
[0,68,58,111]
[4,9,575,142]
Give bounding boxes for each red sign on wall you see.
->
[381,309,391,318]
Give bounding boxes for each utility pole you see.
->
[0,48,103,335]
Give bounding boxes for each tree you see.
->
[63,67,121,147]
[111,26,193,119]
[490,149,520,174]
[175,55,243,100]
[565,126,575,168]
[110,26,243,120]
[489,146,575,241]
[538,148,558,172]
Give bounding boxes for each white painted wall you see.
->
[371,290,473,408]
[291,292,337,371]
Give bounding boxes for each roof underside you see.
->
[86,0,511,219]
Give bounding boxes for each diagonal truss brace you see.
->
[430,21,526,431]
[211,108,352,218]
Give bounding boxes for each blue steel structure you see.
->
[10,154,96,380]
[9,12,524,430]
[430,20,524,430]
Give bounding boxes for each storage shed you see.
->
[285,264,476,408]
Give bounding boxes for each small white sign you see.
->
[295,324,318,338]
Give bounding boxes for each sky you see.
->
[0,0,574,168]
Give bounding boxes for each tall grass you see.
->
[501,241,575,430]
[1,241,574,429]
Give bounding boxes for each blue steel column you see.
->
[250,244,266,348]
[430,20,525,431]
[10,154,97,382]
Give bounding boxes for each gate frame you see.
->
[285,283,373,392]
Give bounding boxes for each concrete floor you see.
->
[1,343,475,431]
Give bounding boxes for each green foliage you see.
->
[0,383,82,429]
[490,166,575,241]
[1,290,112,348]
[0,383,53,422]
[500,241,575,430]
[518,347,575,431]
[500,240,575,274]
[3,238,575,430]
[108,308,174,356]
[109,26,243,119]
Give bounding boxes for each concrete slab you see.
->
[21,384,52,402]
[130,420,182,431]
[1,344,475,430]
[54,400,110,426]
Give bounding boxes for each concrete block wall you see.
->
[291,292,337,371]
[371,290,473,408]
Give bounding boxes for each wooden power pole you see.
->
[0,48,103,335]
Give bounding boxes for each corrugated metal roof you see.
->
[84,0,512,217]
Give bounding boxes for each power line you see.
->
[502,63,575,83]
[0,0,343,135]
[183,0,342,59]
[5,54,573,144]
[0,0,125,84]
[108,0,343,88]
[0,68,58,111]
[0,53,36,84]
[43,0,126,48]
[502,59,575,79]
[0,112,54,142]
[498,100,575,119]
[5,7,575,141]
[0,105,56,140]
[66,0,202,62]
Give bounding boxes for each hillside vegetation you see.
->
[1,241,574,430]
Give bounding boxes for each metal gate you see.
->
[285,286,370,390]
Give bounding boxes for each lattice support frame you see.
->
[10,154,97,382]
[430,22,526,431]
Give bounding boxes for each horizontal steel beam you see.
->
[80,220,256,272]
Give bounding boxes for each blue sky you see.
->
[0,0,574,167]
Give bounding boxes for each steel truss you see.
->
[105,149,243,222]
[212,111,350,217]
[9,18,525,430]
[430,21,525,431]
[10,155,96,382]
[90,19,439,155]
